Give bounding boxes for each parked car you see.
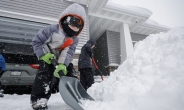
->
[0,53,39,94]
[0,16,48,94]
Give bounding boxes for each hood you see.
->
[58,3,86,34]
[87,39,96,47]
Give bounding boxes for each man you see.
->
[78,39,96,91]
[30,3,86,110]
[0,54,6,97]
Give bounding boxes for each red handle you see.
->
[101,75,104,81]
[92,58,98,69]
[92,58,103,81]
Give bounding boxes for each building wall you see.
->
[94,32,109,76]
[0,0,89,52]
[93,30,148,75]
[107,31,121,65]
[130,32,147,41]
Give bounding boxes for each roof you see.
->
[71,0,170,39]
[0,0,170,43]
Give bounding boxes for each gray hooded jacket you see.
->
[32,3,86,67]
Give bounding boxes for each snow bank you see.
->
[83,27,184,110]
[1,27,184,110]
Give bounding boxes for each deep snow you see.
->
[0,27,184,110]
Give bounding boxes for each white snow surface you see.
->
[1,27,184,110]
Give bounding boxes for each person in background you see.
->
[0,54,6,97]
[78,39,96,91]
[30,3,86,110]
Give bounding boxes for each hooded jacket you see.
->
[32,3,86,67]
[78,39,96,70]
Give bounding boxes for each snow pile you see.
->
[83,27,184,110]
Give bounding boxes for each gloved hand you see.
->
[40,53,56,64]
[54,64,67,78]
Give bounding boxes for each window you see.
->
[2,53,38,64]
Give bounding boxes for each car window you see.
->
[2,53,38,64]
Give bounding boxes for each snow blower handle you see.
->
[43,44,64,77]
[92,58,104,81]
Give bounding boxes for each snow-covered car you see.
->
[0,53,39,94]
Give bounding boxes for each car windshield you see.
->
[2,53,38,64]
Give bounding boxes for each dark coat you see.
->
[78,39,96,70]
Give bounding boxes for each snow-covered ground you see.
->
[0,27,184,110]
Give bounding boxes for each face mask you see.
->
[61,23,79,37]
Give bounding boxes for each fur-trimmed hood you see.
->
[58,3,86,32]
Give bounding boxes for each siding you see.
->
[94,30,148,75]
[107,31,121,65]
[0,17,48,45]
[0,0,89,51]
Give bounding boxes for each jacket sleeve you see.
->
[32,25,56,59]
[58,37,79,67]
[86,44,93,58]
